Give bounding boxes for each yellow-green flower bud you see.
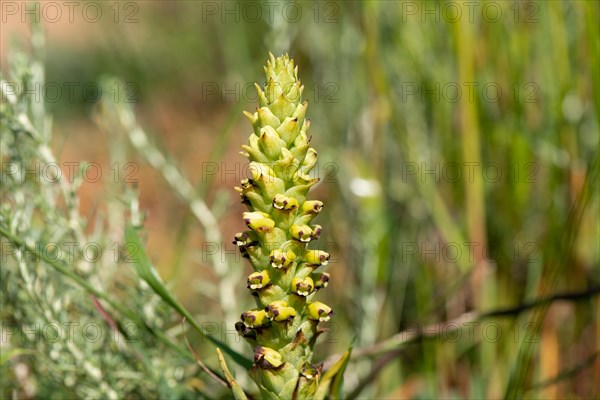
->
[286,80,304,104]
[299,148,318,174]
[272,194,299,211]
[235,179,252,194]
[233,231,259,248]
[313,272,330,289]
[269,249,296,269]
[300,363,320,380]
[304,250,330,267]
[292,101,308,124]
[244,211,275,232]
[307,302,333,322]
[236,180,269,211]
[265,78,284,103]
[255,83,269,107]
[295,200,324,225]
[239,178,253,190]
[254,346,283,369]
[243,110,261,136]
[301,200,323,215]
[259,126,287,160]
[292,276,314,297]
[311,225,323,240]
[269,92,297,121]
[265,300,296,322]
[274,148,299,181]
[247,270,270,290]
[276,116,300,145]
[257,107,281,129]
[241,134,269,163]
[290,129,310,161]
[249,162,286,199]
[290,224,314,243]
[242,310,268,328]
[292,170,320,188]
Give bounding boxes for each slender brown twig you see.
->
[181,318,229,388]
[334,286,600,362]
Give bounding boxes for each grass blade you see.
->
[314,348,352,400]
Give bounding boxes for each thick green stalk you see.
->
[233,54,332,399]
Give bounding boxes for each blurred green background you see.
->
[2,1,598,398]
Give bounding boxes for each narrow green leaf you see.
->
[125,225,252,369]
[329,347,352,399]
[314,348,352,400]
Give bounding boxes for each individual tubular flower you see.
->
[242,310,269,328]
[294,200,324,225]
[265,300,296,322]
[290,224,314,243]
[296,362,321,399]
[300,363,319,380]
[254,346,284,369]
[291,276,314,297]
[270,249,296,270]
[272,194,299,211]
[313,272,330,290]
[244,211,275,232]
[307,302,333,322]
[234,53,334,399]
[247,270,270,290]
[304,250,330,267]
[301,200,323,215]
[233,231,259,247]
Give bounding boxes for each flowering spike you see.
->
[234,54,333,399]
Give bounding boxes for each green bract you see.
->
[233,53,332,399]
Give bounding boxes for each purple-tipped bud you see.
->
[269,249,296,269]
[290,224,314,243]
[254,346,283,369]
[313,272,330,289]
[265,300,296,322]
[304,250,330,267]
[292,276,314,297]
[307,302,333,322]
[247,270,270,290]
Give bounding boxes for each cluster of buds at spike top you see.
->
[233,53,333,399]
